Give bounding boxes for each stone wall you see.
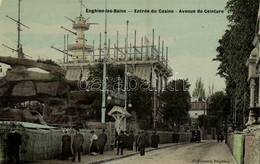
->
[243,126,260,164]
[226,133,234,152]
[146,130,191,144]
[227,126,260,164]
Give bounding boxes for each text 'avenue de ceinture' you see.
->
[85,8,225,14]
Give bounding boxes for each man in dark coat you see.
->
[116,131,126,155]
[98,129,107,155]
[137,131,146,156]
[151,130,160,148]
[6,124,22,164]
[127,130,135,150]
[72,127,84,162]
[61,130,71,160]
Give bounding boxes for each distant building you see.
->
[189,101,208,119]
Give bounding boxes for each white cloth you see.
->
[90,134,98,142]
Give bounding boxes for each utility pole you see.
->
[101,0,108,123]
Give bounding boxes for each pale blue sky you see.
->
[0,0,228,94]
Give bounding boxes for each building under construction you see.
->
[58,11,173,126]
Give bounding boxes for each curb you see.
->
[88,142,189,164]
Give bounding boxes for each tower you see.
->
[68,14,93,63]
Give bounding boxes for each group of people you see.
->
[4,125,160,163]
[61,128,107,162]
[115,130,160,156]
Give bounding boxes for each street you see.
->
[104,141,237,164]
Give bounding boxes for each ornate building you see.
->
[246,3,260,126]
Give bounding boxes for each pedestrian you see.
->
[151,130,160,148]
[127,130,135,150]
[90,130,99,155]
[217,131,223,142]
[137,130,146,156]
[98,129,107,155]
[220,133,224,142]
[197,130,201,142]
[72,127,84,162]
[6,123,22,164]
[61,129,72,160]
[135,131,141,151]
[115,130,126,155]
[124,131,130,149]
[145,132,150,147]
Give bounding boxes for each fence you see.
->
[0,121,115,163]
[0,121,192,163]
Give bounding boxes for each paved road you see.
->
[104,141,237,164]
[37,140,236,164]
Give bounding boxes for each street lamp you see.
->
[101,0,108,123]
[202,100,207,140]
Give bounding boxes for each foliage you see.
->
[128,78,153,129]
[207,91,231,132]
[36,59,60,67]
[208,91,231,117]
[214,0,258,122]
[160,79,191,133]
[87,64,124,120]
[192,77,206,100]
[87,64,153,127]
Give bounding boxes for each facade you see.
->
[189,101,208,119]
[246,3,260,126]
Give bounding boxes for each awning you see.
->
[65,67,81,80]
[133,65,151,82]
[0,121,58,129]
[107,106,132,117]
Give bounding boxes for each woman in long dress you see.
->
[90,130,99,155]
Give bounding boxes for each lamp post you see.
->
[101,0,108,123]
[124,20,129,111]
[203,101,207,140]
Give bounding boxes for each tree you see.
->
[86,64,153,128]
[214,0,258,123]
[208,91,231,132]
[192,77,206,100]
[128,78,153,129]
[160,79,191,133]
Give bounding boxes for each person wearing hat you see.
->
[61,129,71,160]
[115,130,126,155]
[6,123,22,164]
[98,129,107,155]
[137,130,146,156]
[72,127,84,162]
[90,130,99,155]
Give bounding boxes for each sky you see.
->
[0,0,228,95]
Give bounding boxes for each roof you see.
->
[107,106,132,117]
[0,121,58,129]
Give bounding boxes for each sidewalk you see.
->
[36,141,237,164]
[36,143,179,164]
